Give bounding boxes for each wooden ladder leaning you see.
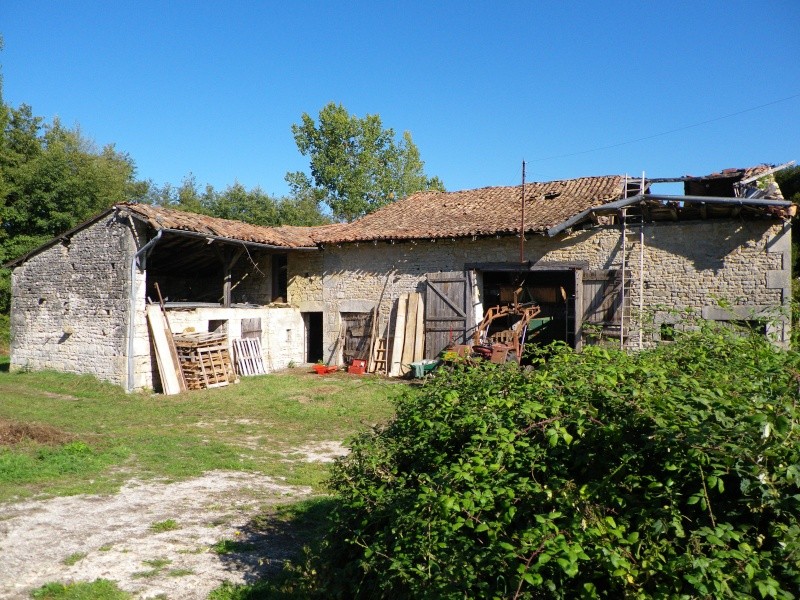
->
[370,338,388,374]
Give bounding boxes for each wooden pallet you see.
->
[232,338,266,376]
[173,332,236,390]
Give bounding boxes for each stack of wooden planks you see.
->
[389,292,425,377]
[173,332,236,390]
[232,338,266,376]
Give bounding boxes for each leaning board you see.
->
[390,293,409,377]
[146,304,183,395]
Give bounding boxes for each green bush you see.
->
[316,327,800,598]
[0,311,9,354]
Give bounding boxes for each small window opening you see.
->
[209,320,228,334]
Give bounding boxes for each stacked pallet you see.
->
[173,332,236,390]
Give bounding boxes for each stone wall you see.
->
[288,250,324,309]
[10,212,135,385]
[11,214,790,389]
[285,218,790,361]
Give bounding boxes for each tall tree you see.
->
[0,98,138,313]
[287,102,444,222]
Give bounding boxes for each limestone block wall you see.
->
[10,213,135,385]
[312,219,790,358]
[288,251,324,309]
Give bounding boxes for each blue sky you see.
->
[3,1,799,197]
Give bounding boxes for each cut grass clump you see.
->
[149,519,179,533]
[0,418,73,446]
[211,539,257,554]
[166,568,194,577]
[62,551,87,566]
[31,579,131,599]
[141,558,171,568]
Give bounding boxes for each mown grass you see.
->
[0,364,401,501]
[31,579,131,599]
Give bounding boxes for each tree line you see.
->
[0,82,444,317]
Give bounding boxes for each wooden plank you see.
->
[146,304,183,395]
[389,293,408,377]
[154,284,187,392]
[400,293,419,376]
[413,293,425,363]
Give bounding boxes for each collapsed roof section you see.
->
[119,203,341,250]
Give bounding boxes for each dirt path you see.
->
[0,471,313,599]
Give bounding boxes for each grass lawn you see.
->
[0,362,401,502]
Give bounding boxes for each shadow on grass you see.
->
[210,497,338,599]
[0,355,9,372]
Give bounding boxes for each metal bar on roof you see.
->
[546,193,792,238]
[545,195,646,237]
[736,161,795,187]
[643,195,793,207]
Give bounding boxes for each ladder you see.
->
[370,338,388,374]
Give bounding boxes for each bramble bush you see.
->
[312,325,800,598]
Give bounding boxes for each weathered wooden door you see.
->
[424,271,470,359]
[341,312,373,362]
[581,269,625,345]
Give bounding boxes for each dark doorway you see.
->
[304,312,324,363]
[480,269,576,348]
[272,254,288,302]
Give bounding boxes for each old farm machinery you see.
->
[472,289,543,364]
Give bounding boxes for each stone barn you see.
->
[6,164,794,391]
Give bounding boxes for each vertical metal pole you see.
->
[639,172,645,350]
[520,160,526,264]
[620,208,627,349]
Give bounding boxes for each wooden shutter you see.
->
[241,318,262,340]
[424,271,470,359]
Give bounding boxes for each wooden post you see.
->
[216,246,245,307]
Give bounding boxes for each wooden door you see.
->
[581,269,625,345]
[424,271,470,359]
[341,312,373,362]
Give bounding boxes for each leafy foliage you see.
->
[314,327,800,598]
[0,90,140,314]
[287,102,444,221]
[140,174,332,227]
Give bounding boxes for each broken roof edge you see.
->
[150,226,319,251]
[546,193,795,238]
[3,202,322,270]
[118,203,325,249]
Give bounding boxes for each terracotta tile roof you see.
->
[314,175,625,244]
[119,203,344,248]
